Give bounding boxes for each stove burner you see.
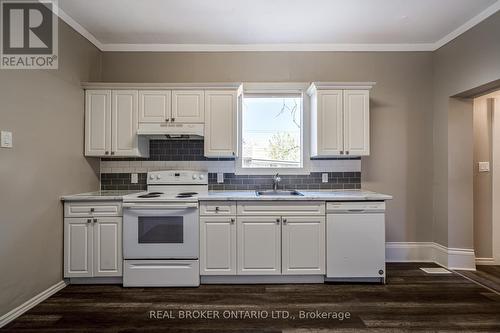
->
[176,192,198,198]
[138,192,164,198]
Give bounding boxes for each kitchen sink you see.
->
[255,190,304,196]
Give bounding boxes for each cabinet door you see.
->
[111,90,139,156]
[282,216,325,275]
[172,90,204,123]
[64,218,93,277]
[327,213,385,278]
[93,217,122,277]
[237,216,281,275]
[200,216,236,275]
[204,90,237,157]
[314,90,344,156]
[85,90,111,156]
[343,90,370,156]
[139,90,171,123]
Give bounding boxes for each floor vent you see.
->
[420,267,452,274]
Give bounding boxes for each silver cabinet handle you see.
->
[346,151,350,155]
[276,218,280,224]
[105,151,109,155]
[93,218,97,223]
[215,206,220,212]
[171,117,175,122]
[86,219,91,224]
[282,218,287,224]
[340,151,344,155]
[111,151,115,155]
[230,218,235,224]
[165,118,170,122]
[90,208,95,212]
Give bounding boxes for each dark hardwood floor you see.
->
[2,263,500,332]
[457,265,500,294]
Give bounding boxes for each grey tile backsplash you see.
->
[100,139,362,191]
[100,172,361,191]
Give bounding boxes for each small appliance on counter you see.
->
[122,170,208,287]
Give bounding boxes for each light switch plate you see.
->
[217,172,224,183]
[131,173,138,184]
[1,131,13,148]
[322,173,328,183]
[478,162,490,172]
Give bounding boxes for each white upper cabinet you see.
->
[111,90,139,156]
[204,90,238,158]
[172,90,204,123]
[85,89,148,158]
[85,90,111,156]
[344,90,370,156]
[308,83,374,157]
[139,90,171,123]
[311,90,344,156]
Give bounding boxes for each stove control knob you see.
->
[192,174,198,180]
[156,175,161,180]
[149,175,155,180]
[199,174,205,180]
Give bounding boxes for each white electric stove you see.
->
[122,170,208,287]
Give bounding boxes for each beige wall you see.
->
[0,21,101,316]
[102,51,435,243]
[432,11,500,249]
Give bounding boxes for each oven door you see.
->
[123,202,199,259]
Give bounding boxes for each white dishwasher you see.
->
[326,201,386,283]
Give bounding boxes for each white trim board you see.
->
[0,280,67,328]
[47,1,500,52]
[386,242,476,271]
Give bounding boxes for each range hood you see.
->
[138,123,204,139]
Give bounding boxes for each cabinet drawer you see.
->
[123,260,200,287]
[237,201,325,216]
[200,201,236,216]
[64,201,122,217]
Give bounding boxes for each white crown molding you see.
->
[0,280,67,328]
[433,0,500,50]
[50,0,499,52]
[101,43,436,52]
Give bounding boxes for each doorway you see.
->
[473,90,500,265]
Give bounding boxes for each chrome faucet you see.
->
[272,173,282,191]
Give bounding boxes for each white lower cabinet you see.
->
[64,216,122,278]
[281,216,325,275]
[200,216,237,275]
[64,218,93,277]
[237,216,282,275]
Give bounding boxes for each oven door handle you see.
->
[123,203,198,209]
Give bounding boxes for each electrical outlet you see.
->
[217,172,224,183]
[131,173,138,184]
[1,131,13,148]
[478,162,490,172]
[322,173,328,183]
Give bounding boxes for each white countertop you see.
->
[61,190,141,201]
[61,190,392,201]
[197,190,392,201]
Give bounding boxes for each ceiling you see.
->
[57,0,500,51]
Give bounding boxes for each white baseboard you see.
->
[0,280,67,328]
[386,242,476,270]
[475,257,496,265]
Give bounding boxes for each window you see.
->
[239,91,306,173]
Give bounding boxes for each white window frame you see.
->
[235,82,311,175]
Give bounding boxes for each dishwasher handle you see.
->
[326,201,385,214]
